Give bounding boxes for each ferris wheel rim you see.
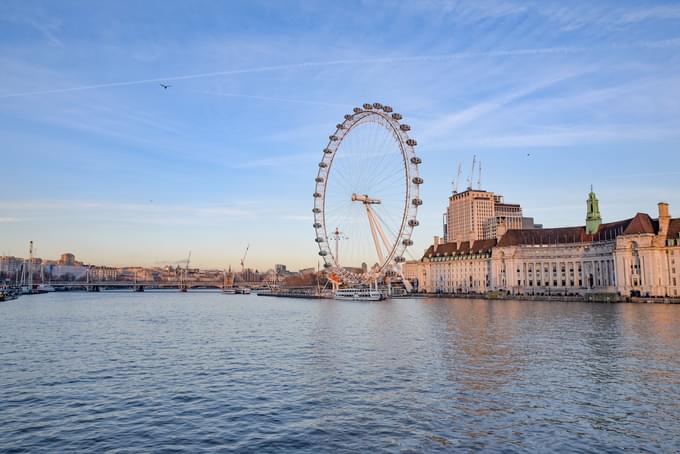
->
[313,102,422,284]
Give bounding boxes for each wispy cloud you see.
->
[3,38,680,99]
[423,69,592,138]
[460,125,680,148]
[621,5,680,23]
[232,152,317,169]
[0,200,256,225]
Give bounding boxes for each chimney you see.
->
[658,202,671,237]
[433,236,440,252]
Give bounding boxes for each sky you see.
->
[1,0,679,271]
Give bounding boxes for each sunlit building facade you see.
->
[416,189,680,298]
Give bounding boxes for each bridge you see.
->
[45,280,266,292]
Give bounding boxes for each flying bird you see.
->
[160,84,171,90]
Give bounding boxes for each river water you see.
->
[1,292,679,453]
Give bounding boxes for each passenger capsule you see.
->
[412,177,424,184]
[406,139,417,146]
[372,102,383,109]
[392,113,402,120]
[400,124,411,131]
[363,103,373,109]
[329,135,338,141]
[313,208,321,214]
[412,198,423,206]
[313,222,322,228]
[319,162,328,168]
[402,239,414,246]
[313,192,322,198]
[323,262,332,268]
[344,114,353,120]
[315,177,324,183]
[315,237,324,243]
[336,124,345,130]
[410,156,422,165]
[408,219,420,227]
[394,256,406,263]
[353,107,362,113]
[324,148,333,154]
[383,105,393,113]
[318,250,328,256]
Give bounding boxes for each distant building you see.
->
[445,189,528,243]
[521,217,543,230]
[0,256,23,280]
[59,253,76,266]
[275,264,287,274]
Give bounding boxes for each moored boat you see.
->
[334,288,384,301]
[37,284,56,293]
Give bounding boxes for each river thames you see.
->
[1,292,679,452]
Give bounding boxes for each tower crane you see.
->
[477,160,482,190]
[452,162,462,194]
[467,155,477,190]
[240,244,250,277]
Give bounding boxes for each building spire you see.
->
[585,186,602,234]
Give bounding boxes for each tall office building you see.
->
[445,189,525,243]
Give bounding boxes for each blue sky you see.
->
[1,0,679,270]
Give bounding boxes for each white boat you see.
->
[37,284,56,293]
[235,287,251,294]
[334,288,385,301]
[222,288,236,294]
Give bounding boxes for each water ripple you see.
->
[1,293,679,452]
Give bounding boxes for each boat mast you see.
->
[28,241,33,291]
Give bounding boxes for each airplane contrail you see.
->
[0,39,677,100]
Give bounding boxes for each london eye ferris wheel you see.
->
[313,102,422,285]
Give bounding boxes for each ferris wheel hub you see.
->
[351,193,381,204]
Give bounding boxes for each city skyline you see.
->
[2,1,680,270]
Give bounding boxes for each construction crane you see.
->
[452,162,462,194]
[477,160,482,189]
[467,155,477,190]
[240,244,250,275]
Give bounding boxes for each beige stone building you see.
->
[413,188,680,299]
[614,203,680,297]
[414,236,495,293]
[445,189,525,243]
